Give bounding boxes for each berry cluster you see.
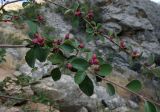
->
[89,54,99,65]
[74,9,94,20]
[32,33,45,46]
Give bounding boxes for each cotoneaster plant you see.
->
[0,0,160,112]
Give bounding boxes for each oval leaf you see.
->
[25,48,36,68]
[106,83,116,96]
[151,67,160,77]
[74,71,86,84]
[26,20,38,35]
[97,64,112,76]
[145,101,157,112]
[71,58,89,71]
[51,68,61,81]
[36,47,50,62]
[79,75,94,96]
[48,52,65,64]
[126,80,142,92]
[60,44,75,53]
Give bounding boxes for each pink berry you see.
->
[32,33,45,46]
[65,33,70,39]
[79,43,84,48]
[87,10,94,20]
[37,15,44,22]
[120,40,126,49]
[93,59,99,65]
[67,63,72,69]
[92,54,97,60]
[75,9,81,17]
[89,59,94,65]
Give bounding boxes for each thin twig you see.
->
[96,75,160,107]
[0,0,24,11]
[0,44,27,48]
[0,94,30,101]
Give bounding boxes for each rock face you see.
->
[89,0,160,68]
[31,75,133,112]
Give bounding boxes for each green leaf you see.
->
[151,67,160,77]
[96,23,102,30]
[148,54,155,65]
[97,64,112,77]
[106,83,116,96]
[79,75,94,96]
[26,20,38,35]
[51,68,61,81]
[126,80,142,92]
[61,43,75,53]
[71,58,89,71]
[72,2,79,10]
[86,33,94,42]
[145,101,157,112]
[97,57,105,65]
[25,48,36,68]
[74,71,86,84]
[72,17,79,28]
[22,2,30,7]
[86,27,94,34]
[64,9,73,15]
[48,52,65,65]
[36,47,50,62]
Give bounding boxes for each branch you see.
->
[0,94,30,101]
[0,0,24,11]
[0,44,28,48]
[96,75,160,107]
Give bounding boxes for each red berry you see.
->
[12,16,19,20]
[89,59,94,65]
[57,39,62,45]
[120,40,126,49]
[93,59,99,65]
[87,10,94,20]
[75,9,81,17]
[3,20,11,22]
[32,33,45,46]
[52,48,59,53]
[132,50,140,58]
[92,54,97,60]
[37,15,45,22]
[67,63,72,69]
[65,33,70,39]
[79,43,84,48]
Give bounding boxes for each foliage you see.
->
[0,1,159,111]
[0,48,6,63]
